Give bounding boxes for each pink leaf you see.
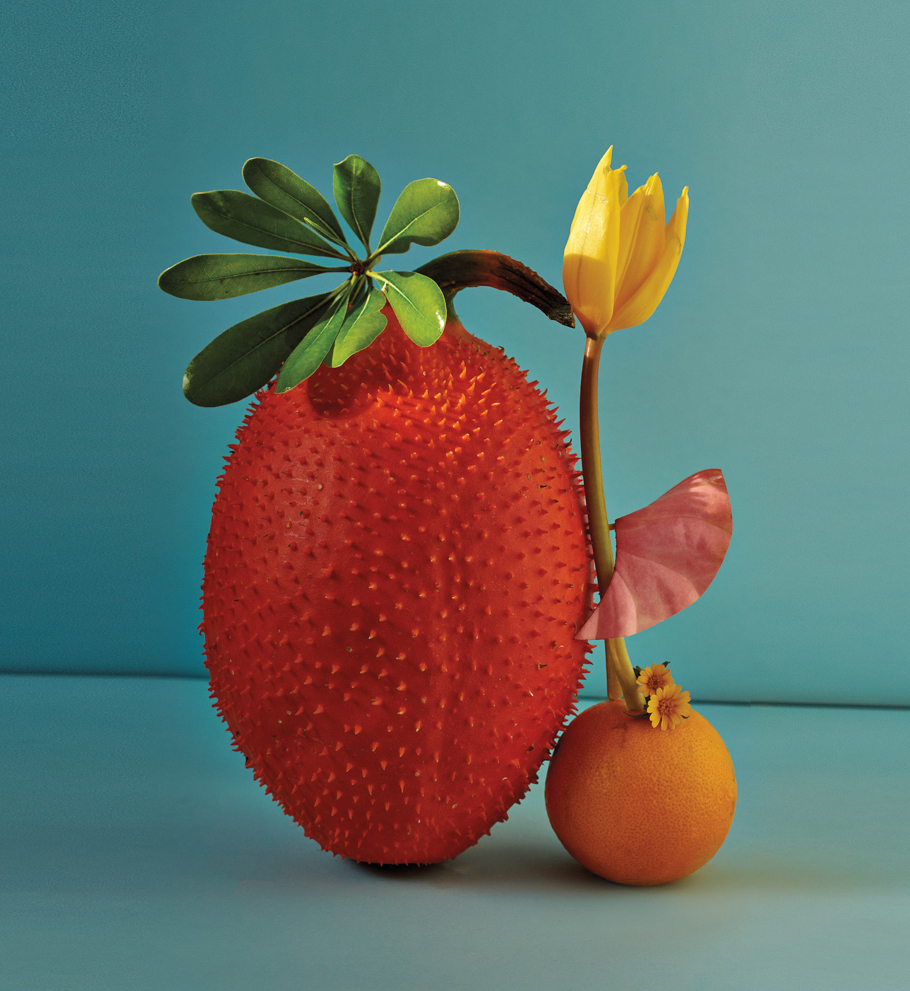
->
[577,469,732,639]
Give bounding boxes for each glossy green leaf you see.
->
[276,286,352,392]
[375,179,460,256]
[372,270,446,346]
[328,286,388,367]
[159,253,340,301]
[182,293,332,407]
[242,158,351,251]
[332,155,381,252]
[191,190,347,259]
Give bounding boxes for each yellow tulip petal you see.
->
[614,184,646,288]
[608,187,688,331]
[617,167,629,207]
[563,151,624,337]
[614,174,667,314]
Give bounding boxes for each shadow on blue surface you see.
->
[3,675,909,991]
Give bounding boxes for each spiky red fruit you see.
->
[201,311,593,864]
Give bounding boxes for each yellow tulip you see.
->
[563,147,689,339]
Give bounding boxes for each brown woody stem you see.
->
[417,250,575,326]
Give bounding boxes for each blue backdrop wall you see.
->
[3,0,909,704]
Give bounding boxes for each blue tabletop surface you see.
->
[2,675,908,991]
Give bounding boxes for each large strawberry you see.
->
[160,156,594,863]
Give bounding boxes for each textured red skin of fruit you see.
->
[201,310,594,864]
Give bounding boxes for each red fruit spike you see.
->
[201,313,593,865]
[578,469,733,639]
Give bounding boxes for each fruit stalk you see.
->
[579,335,646,713]
[417,250,576,325]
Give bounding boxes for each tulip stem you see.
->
[579,335,646,714]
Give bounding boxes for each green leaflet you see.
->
[159,253,340,301]
[164,155,468,405]
[275,285,352,392]
[191,190,347,259]
[182,293,333,407]
[333,155,381,253]
[328,286,388,367]
[372,270,446,346]
[242,158,351,252]
[375,178,460,256]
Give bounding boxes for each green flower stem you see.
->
[604,639,622,700]
[580,335,646,715]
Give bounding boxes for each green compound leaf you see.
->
[372,270,446,346]
[376,178,460,256]
[276,285,352,392]
[333,155,381,253]
[242,158,351,252]
[192,190,347,259]
[328,285,388,367]
[159,253,341,301]
[183,292,333,407]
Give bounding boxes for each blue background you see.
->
[4,0,909,704]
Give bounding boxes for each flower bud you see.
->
[563,147,688,339]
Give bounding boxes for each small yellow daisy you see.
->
[636,663,675,698]
[647,684,692,731]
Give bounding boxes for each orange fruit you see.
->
[545,700,736,885]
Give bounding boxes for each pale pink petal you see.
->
[577,469,732,639]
